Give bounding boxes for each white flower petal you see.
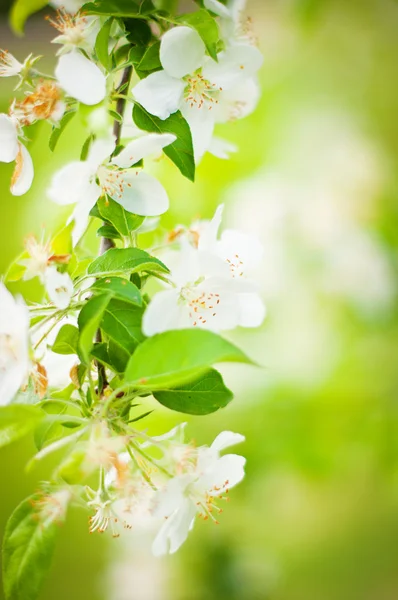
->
[208,136,238,159]
[217,77,260,122]
[55,51,106,106]
[211,431,245,453]
[160,26,206,79]
[108,169,169,216]
[87,137,115,169]
[237,292,266,327]
[204,0,231,17]
[0,114,18,163]
[10,144,34,196]
[198,204,224,253]
[70,195,97,246]
[181,102,215,163]
[112,133,176,168]
[45,267,74,309]
[202,43,263,91]
[142,289,183,337]
[133,71,185,120]
[219,229,264,270]
[48,161,98,206]
[152,498,196,556]
[199,454,246,495]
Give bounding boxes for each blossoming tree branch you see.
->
[0,0,264,597]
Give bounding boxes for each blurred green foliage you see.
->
[1,0,398,599]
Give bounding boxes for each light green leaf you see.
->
[0,405,44,449]
[49,111,77,152]
[153,368,233,415]
[95,17,114,69]
[125,329,252,389]
[10,0,48,34]
[52,324,79,355]
[90,277,142,306]
[95,196,145,236]
[97,224,122,240]
[81,0,155,17]
[101,299,145,353]
[136,41,161,74]
[3,492,67,600]
[88,247,168,277]
[78,294,111,363]
[4,251,28,282]
[178,9,220,61]
[133,104,195,181]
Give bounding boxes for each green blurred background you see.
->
[2,0,398,598]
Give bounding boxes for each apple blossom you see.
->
[48,133,175,244]
[48,9,99,55]
[0,283,30,405]
[132,26,263,161]
[0,113,34,195]
[55,51,107,106]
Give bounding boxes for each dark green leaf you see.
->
[90,276,142,305]
[125,18,152,45]
[153,368,233,415]
[52,324,79,355]
[97,224,122,240]
[88,247,169,277]
[49,111,76,152]
[95,17,114,69]
[178,9,220,61]
[125,329,252,389]
[0,406,44,449]
[133,104,195,181]
[136,41,161,74]
[101,299,145,353]
[91,341,129,373]
[3,492,67,600]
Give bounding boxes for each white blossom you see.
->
[45,267,74,309]
[152,431,246,556]
[132,26,262,161]
[0,114,34,196]
[0,49,23,77]
[55,50,107,106]
[0,283,30,405]
[48,9,99,55]
[12,81,66,126]
[48,134,175,245]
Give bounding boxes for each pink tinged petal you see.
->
[211,431,245,454]
[160,26,206,79]
[108,170,169,217]
[202,44,263,91]
[152,498,197,556]
[208,136,238,159]
[10,144,34,196]
[142,289,183,337]
[0,114,18,163]
[133,71,184,120]
[181,102,215,163]
[55,51,106,106]
[112,133,177,168]
[47,161,98,206]
[199,454,246,495]
[236,292,266,328]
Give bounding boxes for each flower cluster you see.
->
[0,0,264,594]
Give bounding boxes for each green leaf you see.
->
[101,299,145,353]
[178,9,220,61]
[95,196,145,236]
[125,329,252,389]
[10,0,48,34]
[49,111,77,152]
[90,277,142,305]
[153,368,233,415]
[81,0,155,17]
[4,251,29,282]
[91,341,129,373]
[52,324,79,355]
[88,247,168,277]
[78,294,111,363]
[97,224,122,240]
[3,492,67,600]
[136,41,161,74]
[80,134,95,161]
[133,104,195,181]
[125,18,152,46]
[51,222,74,256]
[0,406,44,449]
[95,17,114,69]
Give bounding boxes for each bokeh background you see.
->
[1,0,398,598]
